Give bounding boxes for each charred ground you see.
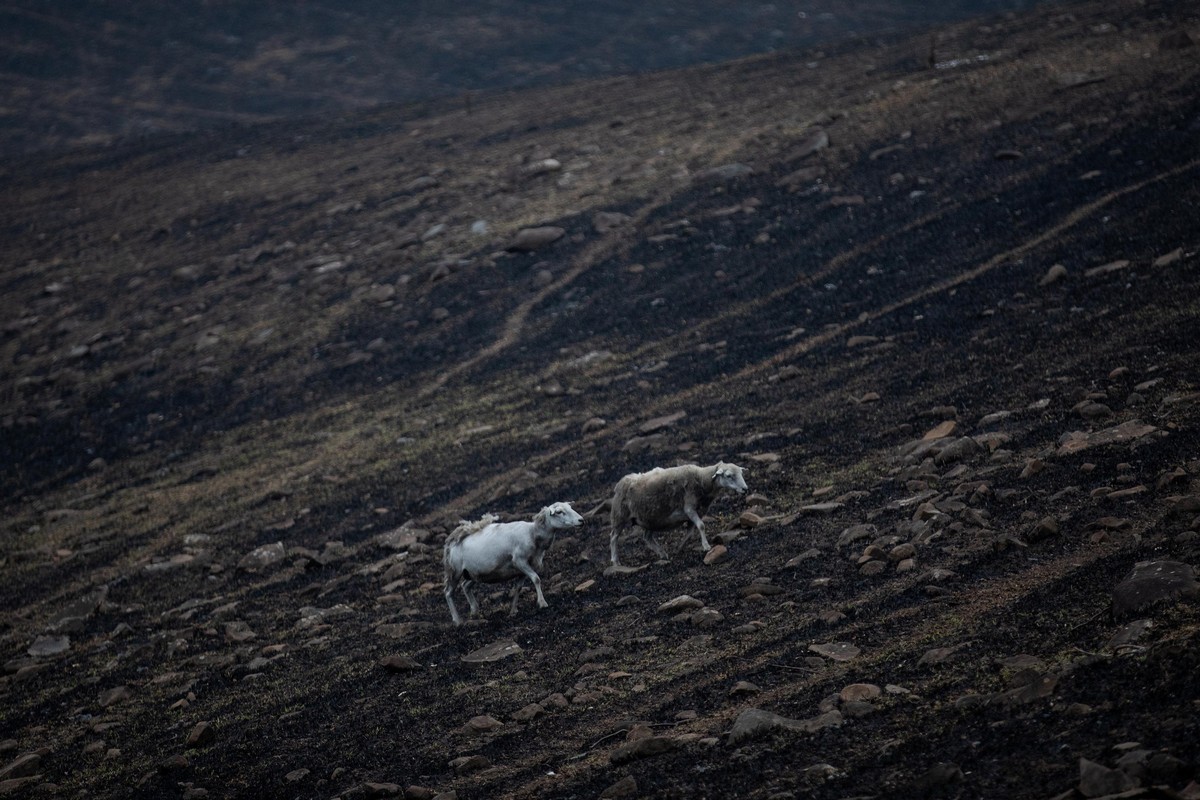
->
[2,1,1200,798]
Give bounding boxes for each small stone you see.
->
[600,775,638,799]
[729,681,761,696]
[186,721,214,749]
[99,686,132,707]
[284,769,310,783]
[507,226,565,252]
[27,635,70,657]
[610,736,675,764]
[379,655,422,672]
[839,683,882,702]
[575,579,596,592]
[703,545,729,565]
[889,543,916,561]
[0,753,41,779]
[859,560,886,576]
[237,541,287,572]
[511,703,544,722]
[449,755,490,775]
[738,511,763,528]
[1111,560,1199,619]
[727,708,842,745]
[1039,264,1068,286]
[1078,757,1136,797]
[808,642,860,662]
[466,715,503,734]
[923,420,957,440]
[658,595,704,613]
[462,639,523,663]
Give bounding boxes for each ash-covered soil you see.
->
[2,1,1199,798]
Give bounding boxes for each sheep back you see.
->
[612,464,717,530]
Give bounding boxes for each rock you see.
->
[837,524,877,548]
[808,642,860,662]
[839,683,882,702]
[889,543,916,561]
[582,417,607,433]
[994,149,1023,160]
[610,736,675,764]
[462,639,523,663]
[788,129,830,160]
[403,175,439,193]
[859,560,886,576]
[799,502,844,514]
[1107,619,1153,649]
[465,715,503,734]
[729,681,761,696]
[99,685,131,707]
[727,708,843,745]
[1153,247,1184,267]
[238,541,286,572]
[693,163,754,183]
[379,655,422,672]
[593,211,631,233]
[1078,757,1137,797]
[186,721,214,748]
[638,411,686,435]
[703,545,729,565]
[449,755,490,775]
[738,511,763,528]
[511,703,544,722]
[919,642,972,666]
[599,775,638,799]
[27,635,70,658]
[1039,264,1068,286]
[923,420,957,440]
[1111,560,1199,619]
[1160,30,1196,50]
[284,768,310,783]
[1057,420,1158,455]
[915,763,965,790]
[574,579,596,592]
[507,226,565,252]
[0,753,41,780]
[658,595,704,613]
[1085,259,1132,278]
[776,165,826,191]
[934,437,982,465]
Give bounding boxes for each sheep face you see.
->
[714,462,747,495]
[543,501,584,530]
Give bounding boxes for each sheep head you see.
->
[714,462,748,494]
[542,501,584,530]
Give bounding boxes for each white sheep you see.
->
[443,501,583,626]
[609,461,747,566]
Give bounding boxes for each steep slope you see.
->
[1,1,1199,798]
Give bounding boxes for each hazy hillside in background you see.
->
[1,0,1052,154]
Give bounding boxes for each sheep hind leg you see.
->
[444,578,463,626]
[460,579,481,617]
[508,584,523,617]
[512,556,548,608]
[685,507,712,553]
[642,528,671,562]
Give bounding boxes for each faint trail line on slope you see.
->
[685,156,1200,400]
[414,127,779,400]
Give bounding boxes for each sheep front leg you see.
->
[512,556,548,609]
[685,506,712,553]
[609,522,626,566]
